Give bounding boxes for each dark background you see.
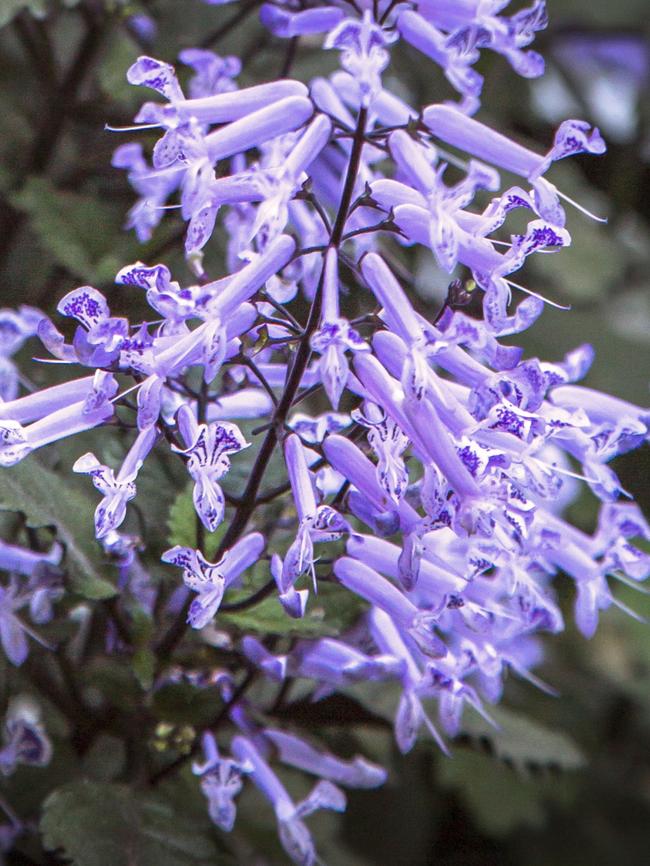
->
[0,1,648,863]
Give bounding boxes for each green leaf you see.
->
[457,705,586,774]
[9,177,137,283]
[167,484,198,549]
[0,459,116,599]
[82,735,127,783]
[220,581,365,639]
[438,750,550,836]
[152,682,221,726]
[40,780,227,866]
[166,483,226,560]
[98,30,143,105]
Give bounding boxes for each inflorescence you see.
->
[1,2,648,863]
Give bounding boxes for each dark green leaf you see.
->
[152,682,222,726]
[220,581,365,638]
[41,780,227,866]
[457,705,586,773]
[438,750,552,835]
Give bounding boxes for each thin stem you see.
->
[220,578,277,612]
[199,0,261,49]
[279,36,299,78]
[301,189,332,234]
[155,104,369,664]
[330,107,368,247]
[237,355,279,408]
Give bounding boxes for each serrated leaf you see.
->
[458,705,586,774]
[0,460,116,599]
[40,780,226,866]
[220,581,365,638]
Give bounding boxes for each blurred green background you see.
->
[0,1,648,864]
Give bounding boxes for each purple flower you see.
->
[0,697,51,776]
[422,104,605,225]
[0,306,44,401]
[242,633,403,686]
[0,539,62,579]
[193,732,249,832]
[264,728,386,788]
[397,10,484,113]
[112,143,179,242]
[279,434,348,609]
[0,371,116,467]
[325,11,396,107]
[56,286,129,365]
[310,248,367,409]
[335,557,447,658]
[162,533,264,628]
[174,404,248,532]
[260,6,344,39]
[73,427,158,539]
[231,735,346,866]
[178,49,241,99]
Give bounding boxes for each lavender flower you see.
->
[193,732,250,832]
[162,533,264,628]
[310,248,367,408]
[231,735,346,866]
[0,306,44,401]
[280,434,348,609]
[74,427,158,540]
[0,697,51,776]
[173,404,248,532]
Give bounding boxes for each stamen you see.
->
[504,278,571,311]
[147,202,183,211]
[610,571,650,594]
[19,618,56,652]
[140,165,185,181]
[111,379,146,404]
[530,457,598,485]
[132,319,164,329]
[104,122,162,133]
[421,705,450,755]
[556,189,608,223]
[435,146,469,172]
[492,240,564,255]
[611,596,647,623]
[511,664,560,697]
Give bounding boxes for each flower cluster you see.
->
[1,1,648,863]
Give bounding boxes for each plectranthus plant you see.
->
[0,1,648,864]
